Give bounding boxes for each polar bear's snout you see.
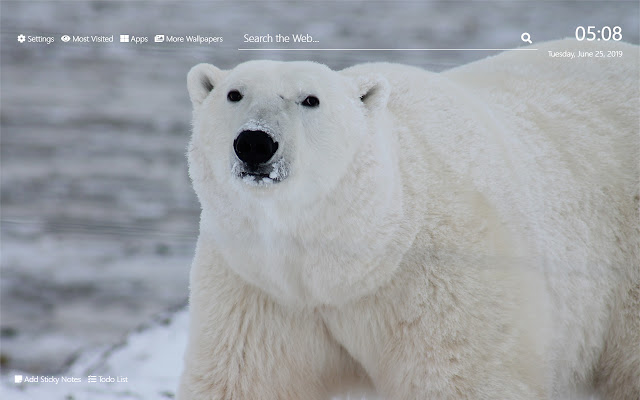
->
[231,127,289,186]
[234,130,279,166]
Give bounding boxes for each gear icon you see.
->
[17,34,26,43]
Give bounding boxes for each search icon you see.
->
[521,32,532,44]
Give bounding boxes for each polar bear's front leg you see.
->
[376,264,550,400]
[323,257,551,400]
[177,243,353,400]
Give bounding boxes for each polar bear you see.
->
[178,39,639,400]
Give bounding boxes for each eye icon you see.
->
[61,35,71,42]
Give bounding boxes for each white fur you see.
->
[178,40,639,400]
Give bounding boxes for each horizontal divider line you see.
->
[238,48,539,51]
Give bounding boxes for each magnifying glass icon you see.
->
[521,32,532,44]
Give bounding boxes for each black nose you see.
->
[234,130,279,166]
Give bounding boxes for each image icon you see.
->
[61,35,71,42]
[119,34,129,43]
[17,34,26,43]
[154,34,165,42]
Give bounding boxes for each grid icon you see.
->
[119,35,129,43]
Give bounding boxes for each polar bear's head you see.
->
[187,60,389,202]
[187,60,401,305]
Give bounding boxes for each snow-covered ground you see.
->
[1,1,638,399]
[1,310,188,400]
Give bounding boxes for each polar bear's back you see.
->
[444,39,639,275]
[346,40,638,274]
[345,41,639,394]
[448,41,639,390]
[444,39,639,196]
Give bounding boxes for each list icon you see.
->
[88,375,97,383]
[119,35,129,43]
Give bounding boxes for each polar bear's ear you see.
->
[187,63,225,107]
[354,74,390,111]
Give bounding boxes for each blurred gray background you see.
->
[1,0,638,375]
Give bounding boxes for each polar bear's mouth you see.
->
[240,170,281,184]
[232,158,289,186]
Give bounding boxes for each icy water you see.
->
[1,1,638,375]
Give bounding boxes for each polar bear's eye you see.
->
[302,95,320,108]
[227,90,243,102]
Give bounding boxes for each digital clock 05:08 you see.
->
[575,26,622,41]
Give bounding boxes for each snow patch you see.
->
[269,158,284,179]
[240,119,277,138]
[1,310,189,400]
